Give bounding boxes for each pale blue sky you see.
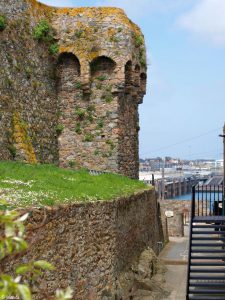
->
[40,0,225,160]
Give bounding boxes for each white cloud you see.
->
[178,0,225,46]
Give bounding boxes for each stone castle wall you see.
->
[160,200,191,236]
[0,0,147,178]
[2,189,165,299]
[0,0,59,164]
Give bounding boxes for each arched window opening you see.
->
[140,73,147,91]
[125,60,132,86]
[57,53,81,91]
[90,56,116,78]
[134,64,140,87]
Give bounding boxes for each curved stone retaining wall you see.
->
[2,189,165,299]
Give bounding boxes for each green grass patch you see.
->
[0,161,149,208]
[0,15,6,31]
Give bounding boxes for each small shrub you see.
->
[68,161,76,168]
[140,57,147,68]
[32,80,41,90]
[104,93,113,103]
[74,29,83,38]
[97,119,104,129]
[87,105,95,113]
[106,139,115,150]
[33,19,51,41]
[25,67,32,79]
[96,82,102,89]
[75,81,82,89]
[49,43,59,55]
[139,48,146,67]
[6,53,12,63]
[55,124,64,135]
[75,107,85,120]
[15,62,21,71]
[97,75,107,81]
[87,113,94,123]
[86,106,95,123]
[84,133,94,142]
[135,35,144,47]
[0,15,6,31]
[94,149,100,156]
[105,85,112,92]
[75,123,82,134]
[5,77,13,87]
[118,27,123,33]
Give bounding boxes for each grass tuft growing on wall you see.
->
[0,161,149,208]
[0,15,6,31]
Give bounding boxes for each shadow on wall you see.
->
[90,56,116,78]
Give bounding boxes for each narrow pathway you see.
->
[159,225,189,299]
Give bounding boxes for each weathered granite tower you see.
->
[0,0,147,178]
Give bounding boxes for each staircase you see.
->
[186,185,225,300]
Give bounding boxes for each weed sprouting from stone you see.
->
[0,15,6,31]
[49,43,59,55]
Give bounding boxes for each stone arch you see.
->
[140,72,147,92]
[90,56,116,78]
[135,64,140,72]
[57,52,81,91]
[125,60,132,86]
[134,64,140,86]
[56,52,82,168]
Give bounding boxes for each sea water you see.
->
[171,192,223,201]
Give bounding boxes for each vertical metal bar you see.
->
[218,185,220,216]
[192,185,196,217]
[197,185,200,216]
[222,183,225,216]
[202,184,204,216]
[214,185,216,216]
[209,185,212,215]
[206,184,208,216]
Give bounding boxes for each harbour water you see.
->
[172,194,192,200]
[172,192,223,201]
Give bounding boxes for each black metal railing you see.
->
[192,184,224,217]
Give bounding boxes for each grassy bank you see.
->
[0,161,149,207]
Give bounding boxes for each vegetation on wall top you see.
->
[33,19,51,41]
[33,19,59,55]
[0,161,149,207]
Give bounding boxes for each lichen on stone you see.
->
[12,112,37,164]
